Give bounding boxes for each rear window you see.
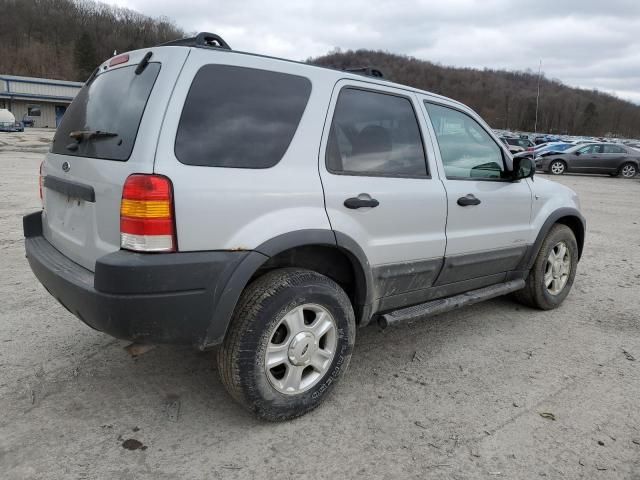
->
[52,64,160,161]
[175,65,311,168]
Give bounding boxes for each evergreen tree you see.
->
[74,32,99,81]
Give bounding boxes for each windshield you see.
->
[505,138,531,148]
[51,63,160,161]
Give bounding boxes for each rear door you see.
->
[42,47,189,271]
[319,81,447,304]
[420,98,533,286]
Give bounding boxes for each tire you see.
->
[217,268,356,421]
[514,224,578,310]
[548,160,566,175]
[619,162,637,178]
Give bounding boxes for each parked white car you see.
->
[23,33,586,421]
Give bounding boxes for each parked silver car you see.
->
[23,32,585,420]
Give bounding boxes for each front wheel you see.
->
[217,268,355,421]
[514,224,578,310]
[619,163,637,178]
[549,160,566,175]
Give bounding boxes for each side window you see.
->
[604,144,625,154]
[577,145,594,154]
[326,88,428,177]
[27,105,42,116]
[424,102,505,180]
[175,65,311,168]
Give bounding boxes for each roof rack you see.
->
[343,67,384,78]
[159,32,231,50]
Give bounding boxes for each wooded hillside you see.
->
[310,50,640,138]
[2,1,638,137]
[0,0,183,81]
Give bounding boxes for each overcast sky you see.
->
[108,0,640,103]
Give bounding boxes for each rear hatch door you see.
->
[42,47,189,271]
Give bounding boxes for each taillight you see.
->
[109,54,129,67]
[120,174,176,252]
[39,161,44,206]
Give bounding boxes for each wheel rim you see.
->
[544,241,571,295]
[264,303,337,395]
[550,162,565,174]
[621,164,636,177]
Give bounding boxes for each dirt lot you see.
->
[1,130,639,479]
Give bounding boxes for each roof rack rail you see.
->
[343,67,384,78]
[159,32,231,50]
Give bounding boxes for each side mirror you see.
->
[512,157,535,180]
[574,151,581,156]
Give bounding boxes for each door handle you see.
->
[457,194,481,206]
[344,196,379,209]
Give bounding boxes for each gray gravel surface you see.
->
[1,131,639,479]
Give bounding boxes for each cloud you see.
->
[110,0,640,103]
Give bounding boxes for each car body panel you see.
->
[317,79,447,270]
[41,47,190,271]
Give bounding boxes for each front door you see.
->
[571,143,606,172]
[319,81,447,303]
[421,99,533,285]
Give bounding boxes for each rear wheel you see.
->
[619,163,637,178]
[549,160,566,175]
[515,224,578,310]
[217,268,355,421]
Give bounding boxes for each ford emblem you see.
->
[62,161,70,172]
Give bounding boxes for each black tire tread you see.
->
[217,268,353,421]
[514,224,578,310]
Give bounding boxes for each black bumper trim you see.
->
[24,211,253,347]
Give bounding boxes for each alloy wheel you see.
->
[621,164,637,178]
[265,304,337,395]
[544,241,571,295]
[550,161,565,175]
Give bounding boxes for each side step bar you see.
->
[378,279,525,328]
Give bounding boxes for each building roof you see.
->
[0,74,83,88]
[0,74,83,104]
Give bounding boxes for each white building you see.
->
[0,75,83,128]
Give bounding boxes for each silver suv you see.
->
[23,33,585,421]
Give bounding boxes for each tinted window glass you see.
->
[52,64,160,161]
[505,138,529,148]
[326,88,427,177]
[28,105,41,116]
[175,65,311,168]
[579,144,604,154]
[425,103,505,179]
[604,144,625,153]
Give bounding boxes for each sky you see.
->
[107,0,640,103]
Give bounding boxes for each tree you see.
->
[309,49,640,137]
[74,31,98,80]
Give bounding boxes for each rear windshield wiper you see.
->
[66,130,118,151]
[69,130,118,140]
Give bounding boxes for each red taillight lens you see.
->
[39,161,44,206]
[120,174,176,252]
[109,54,129,67]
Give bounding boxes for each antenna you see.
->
[534,59,542,133]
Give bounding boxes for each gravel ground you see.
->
[1,130,639,479]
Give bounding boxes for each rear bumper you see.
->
[23,211,254,348]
